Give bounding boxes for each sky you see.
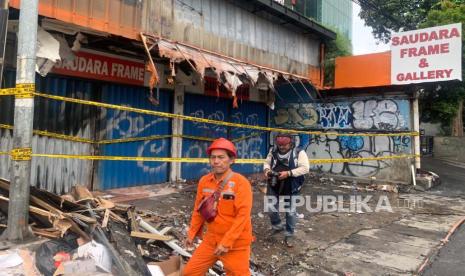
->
[351,3,390,55]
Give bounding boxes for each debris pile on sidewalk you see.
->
[415,168,441,191]
[0,178,197,276]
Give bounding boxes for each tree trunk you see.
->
[451,99,464,137]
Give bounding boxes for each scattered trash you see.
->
[0,171,416,275]
[0,252,23,269]
[148,264,165,276]
[52,251,71,271]
[35,238,78,276]
[56,259,98,275]
[75,240,111,273]
[0,179,184,275]
[415,168,441,190]
[148,255,183,276]
[373,184,399,193]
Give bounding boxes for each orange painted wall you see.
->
[9,0,141,40]
[334,51,391,88]
[9,0,323,85]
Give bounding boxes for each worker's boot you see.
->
[284,235,294,248]
[270,224,284,236]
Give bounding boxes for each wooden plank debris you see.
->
[137,216,191,257]
[130,231,173,241]
[101,209,110,228]
[109,222,152,276]
[73,185,94,203]
[0,178,214,276]
[128,207,139,232]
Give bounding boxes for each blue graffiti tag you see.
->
[340,136,364,151]
[317,104,352,128]
[392,136,411,152]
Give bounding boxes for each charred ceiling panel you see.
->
[9,0,324,83]
[141,0,322,81]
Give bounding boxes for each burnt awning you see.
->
[140,33,319,108]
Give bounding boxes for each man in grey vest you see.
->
[263,133,310,247]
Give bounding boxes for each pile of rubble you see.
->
[0,178,206,276]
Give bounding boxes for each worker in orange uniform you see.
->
[183,138,253,276]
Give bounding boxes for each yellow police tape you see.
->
[28,153,420,164]
[0,148,420,163]
[0,84,35,98]
[0,124,13,130]
[16,84,35,98]
[0,88,16,96]
[31,92,419,138]
[0,123,262,144]
[0,124,95,143]
[231,132,263,143]
[98,134,172,144]
[11,148,32,161]
[33,129,95,144]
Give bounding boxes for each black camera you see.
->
[267,171,280,187]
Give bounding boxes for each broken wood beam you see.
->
[0,195,90,240]
[130,231,173,241]
[128,207,139,232]
[95,197,115,209]
[73,185,94,203]
[109,222,152,276]
[82,202,138,276]
[31,227,61,239]
[101,209,110,228]
[64,212,97,224]
[137,216,191,257]
[109,210,127,224]
[0,195,58,220]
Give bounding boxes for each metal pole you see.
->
[412,91,421,169]
[5,0,38,241]
[0,0,9,85]
[170,85,184,182]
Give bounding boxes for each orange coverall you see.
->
[183,171,253,276]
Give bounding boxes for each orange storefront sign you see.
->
[334,51,391,88]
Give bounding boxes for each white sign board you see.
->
[391,23,462,85]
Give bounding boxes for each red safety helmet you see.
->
[207,138,237,158]
[275,133,293,146]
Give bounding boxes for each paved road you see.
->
[421,157,465,276]
[423,224,465,276]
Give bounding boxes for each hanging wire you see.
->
[297,78,315,101]
[285,78,305,103]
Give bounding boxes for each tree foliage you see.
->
[420,84,465,123]
[324,30,352,87]
[358,0,441,43]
